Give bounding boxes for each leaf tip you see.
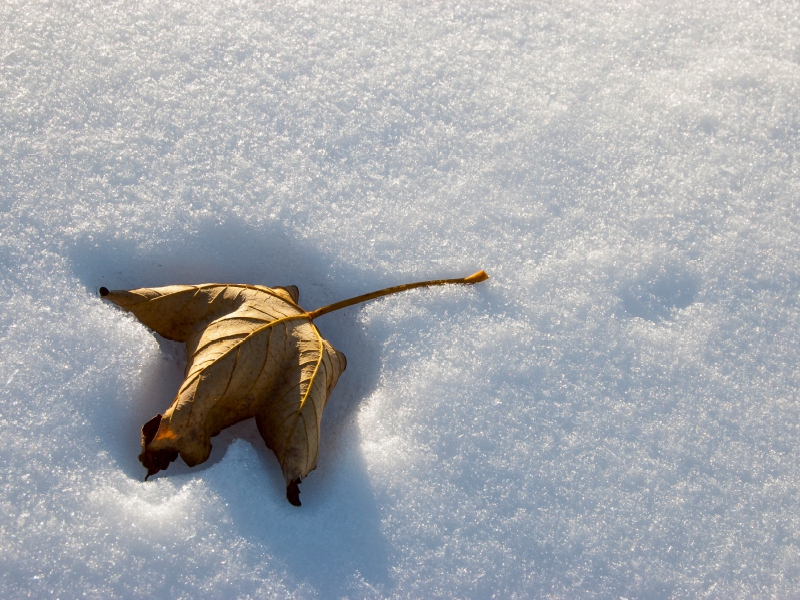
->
[139,414,178,479]
[286,477,302,507]
[463,270,489,284]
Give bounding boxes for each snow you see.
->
[1,0,799,597]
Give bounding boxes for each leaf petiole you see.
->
[306,270,489,320]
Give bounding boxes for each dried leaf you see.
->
[100,270,488,505]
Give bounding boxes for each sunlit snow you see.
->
[2,1,799,597]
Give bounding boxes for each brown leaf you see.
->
[99,270,488,505]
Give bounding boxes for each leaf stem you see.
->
[306,270,489,320]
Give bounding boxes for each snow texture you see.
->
[1,0,800,597]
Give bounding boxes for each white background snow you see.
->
[2,0,799,597]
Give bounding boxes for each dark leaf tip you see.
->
[139,414,177,479]
[287,478,302,506]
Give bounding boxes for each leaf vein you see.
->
[184,314,308,399]
[277,324,324,468]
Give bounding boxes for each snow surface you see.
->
[2,0,800,597]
